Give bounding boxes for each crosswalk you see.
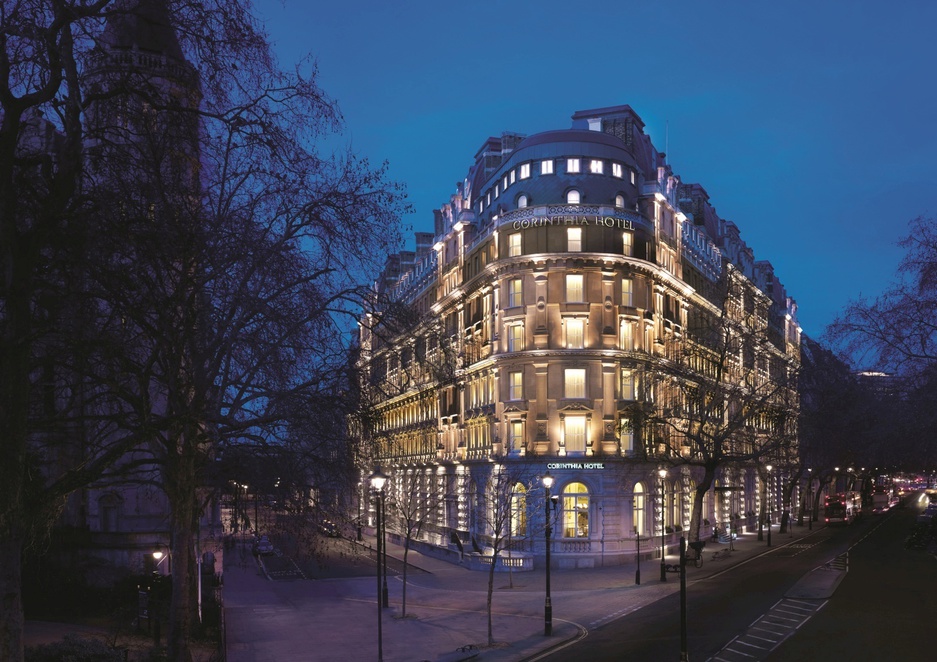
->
[709,597,827,661]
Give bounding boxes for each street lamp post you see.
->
[659,468,668,582]
[542,471,554,636]
[369,466,389,662]
[766,464,773,547]
[807,468,813,530]
[679,536,688,662]
[634,526,642,585]
[381,493,389,608]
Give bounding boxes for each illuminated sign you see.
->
[547,462,605,470]
[512,215,634,231]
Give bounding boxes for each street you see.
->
[540,504,935,662]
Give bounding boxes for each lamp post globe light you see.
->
[369,466,389,662]
[658,468,668,582]
[542,470,554,636]
[766,464,773,547]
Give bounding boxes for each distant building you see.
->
[26,0,220,585]
[359,105,801,567]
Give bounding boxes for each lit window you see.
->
[494,184,499,198]
[503,175,508,190]
[566,274,584,302]
[509,371,524,400]
[478,200,483,213]
[541,160,554,175]
[562,481,589,536]
[508,324,525,352]
[633,482,645,533]
[622,277,633,305]
[519,163,531,179]
[567,158,580,173]
[508,233,521,257]
[565,368,586,398]
[620,370,634,399]
[615,194,625,208]
[517,194,528,209]
[623,233,633,257]
[589,159,603,174]
[510,170,516,184]
[508,278,523,308]
[511,482,527,534]
[620,320,634,350]
[567,319,584,349]
[567,227,582,252]
[509,422,524,453]
[612,163,623,178]
[486,192,491,206]
[630,169,636,185]
[566,190,581,205]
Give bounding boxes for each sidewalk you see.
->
[224,520,824,662]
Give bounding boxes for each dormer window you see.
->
[566,190,581,205]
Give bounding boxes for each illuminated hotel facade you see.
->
[359,105,800,567]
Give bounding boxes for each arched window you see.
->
[615,194,625,208]
[517,194,528,209]
[562,482,589,538]
[633,482,646,536]
[566,189,581,205]
[511,483,527,537]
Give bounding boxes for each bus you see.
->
[824,492,861,524]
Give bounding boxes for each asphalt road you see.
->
[540,516,884,661]
[768,500,937,661]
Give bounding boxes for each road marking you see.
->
[707,598,828,661]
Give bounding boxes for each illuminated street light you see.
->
[659,468,668,582]
[369,466,389,662]
[542,471,555,636]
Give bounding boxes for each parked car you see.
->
[252,535,275,556]
[318,519,340,538]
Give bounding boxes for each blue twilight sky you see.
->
[253,0,936,340]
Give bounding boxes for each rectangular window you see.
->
[630,169,636,185]
[567,158,580,173]
[564,368,586,399]
[519,162,531,179]
[612,163,623,178]
[623,232,633,257]
[503,175,508,190]
[486,192,491,206]
[508,323,525,352]
[620,320,634,350]
[508,420,524,451]
[541,159,554,175]
[508,233,521,257]
[589,159,603,174]
[567,227,582,252]
[567,318,584,349]
[620,369,634,399]
[510,170,516,184]
[494,184,499,198]
[508,278,523,308]
[509,371,523,400]
[564,415,586,452]
[619,418,635,455]
[622,277,633,306]
[566,274,584,302]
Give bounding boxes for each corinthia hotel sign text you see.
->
[511,215,635,231]
[547,462,606,470]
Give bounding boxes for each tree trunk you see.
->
[0,534,25,662]
[758,477,768,540]
[486,548,497,646]
[688,465,716,543]
[402,537,409,617]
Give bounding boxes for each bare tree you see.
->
[626,270,800,545]
[1,2,407,661]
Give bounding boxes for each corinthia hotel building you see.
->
[359,105,800,568]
